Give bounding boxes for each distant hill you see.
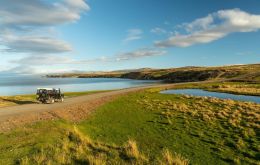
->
[47,63,260,83]
[113,68,154,73]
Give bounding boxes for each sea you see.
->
[0,74,158,96]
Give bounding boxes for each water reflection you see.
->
[160,89,260,104]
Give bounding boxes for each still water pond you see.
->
[160,89,260,104]
[0,75,158,96]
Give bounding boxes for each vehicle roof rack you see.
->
[37,88,55,90]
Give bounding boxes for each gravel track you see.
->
[0,83,178,131]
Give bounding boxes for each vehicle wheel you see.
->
[50,98,55,104]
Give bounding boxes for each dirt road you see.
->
[0,83,179,131]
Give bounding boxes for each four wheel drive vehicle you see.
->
[36,88,64,104]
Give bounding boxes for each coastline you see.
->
[1,80,259,109]
[46,63,260,83]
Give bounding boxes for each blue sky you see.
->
[0,0,260,74]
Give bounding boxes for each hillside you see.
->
[47,64,260,83]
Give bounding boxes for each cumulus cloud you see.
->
[123,29,143,42]
[156,9,260,47]
[0,0,89,27]
[184,15,214,33]
[0,0,89,54]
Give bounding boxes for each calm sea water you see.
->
[160,89,260,104]
[0,75,158,96]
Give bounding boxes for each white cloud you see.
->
[1,34,72,54]
[156,9,260,47]
[157,31,226,47]
[10,54,113,68]
[123,29,143,42]
[0,0,90,74]
[0,0,89,54]
[64,0,90,11]
[4,47,167,74]
[151,27,167,34]
[3,65,38,74]
[10,55,75,65]
[0,0,89,27]
[9,48,167,65]
[3,65,83,75]
[184,15,214,32]
[72,48,166,63]
[6,54,79,74]
[116,48,167,61]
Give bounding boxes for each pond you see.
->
[160,89,260,104]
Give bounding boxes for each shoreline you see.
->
[0,77,162,97]
[0,81,259,131]
[0,83,177,132]
[1,80,259,102]
[0,81,259,112]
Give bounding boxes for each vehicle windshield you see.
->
[37,89,61,94]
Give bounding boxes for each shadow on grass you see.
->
[2,98,37,105]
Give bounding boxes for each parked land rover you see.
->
[36,88,64,104]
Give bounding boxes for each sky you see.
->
[0,0,260,74]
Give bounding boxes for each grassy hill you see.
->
[47,64,260,83]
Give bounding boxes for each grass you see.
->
[78,90,260,164]
[206,83,260,96]
[160,149,189,165]
[0,84,259,164]
[0,95,36,107]
[0,120,183,164]
[0,90,110,108]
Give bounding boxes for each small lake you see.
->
[0,75,159,96]
[160,89,260,104]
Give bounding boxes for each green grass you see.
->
[0,120,186,164]
[0,86,259,164]
[78,90,260,164]
[0,121,69,164]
